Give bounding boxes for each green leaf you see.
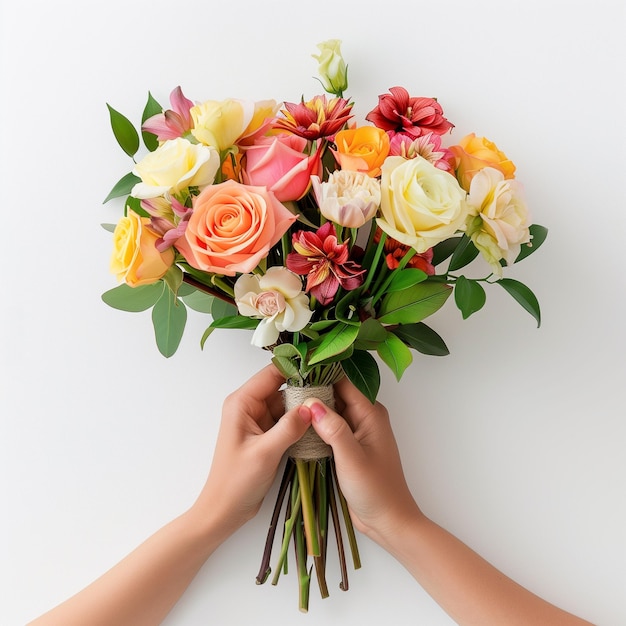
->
[210,298,238,320]
[272,355,301,381]
[354,318,387,350]
[101,223,117,233]
[448,235,480,272]
[141,92,163,152]
[180,290,215,313]
[102,282,163,312]
[308,319,338,332]
[391,322,449,356]
[431,236,462,266]
[342,350,380,403]
[378,282,452,325]
[273,343,302,359]
[387,268,427,293]
[308,322,360,366]
[209,315,259,330]
[515,224,548,263]
[103,171,140,203]
[377,332,413,381]
[125,195,149,217]
[498,278,541,327]
[200,325,215,349]
[152,290,187,357]
[454,275,487,319]
[106,103,140,157]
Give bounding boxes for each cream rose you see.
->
[378,155,469,253]
[110,210,175,286]
[312,170,380,228]
[466,167,531,275]
[132,138,219,199]
[234,267,313,347]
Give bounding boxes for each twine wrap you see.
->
[283,385,334,461]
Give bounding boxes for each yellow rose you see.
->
[190,99,255,151]
[110,210,175,287]
[450,133,516,191]
[378,156,468,253]
[132,138,219,199]
[312,39,348,96]
[332,126,390,177]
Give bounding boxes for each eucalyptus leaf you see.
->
[391,323,449,356]
[106,103,140,157]
[162,265,183,296]
[101,223,117,233]
[378,282,452,325]
[498,278,541,327]
[102,282,163,312]
[103,172,140,204]
[515,224,548,262]
[308,322,360,366]
[125,195,149,218]
[448,235,480,272]
[180,290,215,313]
[377,332,413,381]
[454,275,487,319]
[209,315,259,330]
[210,299,238,320]
[152,290,187,357]
[342,351,380,404]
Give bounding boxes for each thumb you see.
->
[260,406,312,458]
[304,398,362,462]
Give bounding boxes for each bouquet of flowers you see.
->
[102,40,546,612]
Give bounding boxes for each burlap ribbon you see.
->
[283,385,334,460]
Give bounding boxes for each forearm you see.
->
[28,506,232,626]
[377,513,594,626]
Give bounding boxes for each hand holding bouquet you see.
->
[101,39,546,611]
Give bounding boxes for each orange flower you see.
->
[332,126,390,177]
[450,133,516,191]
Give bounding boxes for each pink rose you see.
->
[242,134,322,202]
[175,180,296,276]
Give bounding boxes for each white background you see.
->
[1,1,624,624]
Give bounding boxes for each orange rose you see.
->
[332,126,390,177]
[449,133,516,191]
[110,210,175,287]
[175,180,296,276]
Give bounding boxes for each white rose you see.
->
[234,267,313,347]
[312,171,380,228]
[466,167,531,275]
[131,138,219,199]
[378,156,469,253]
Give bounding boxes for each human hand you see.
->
[191,365,312,537]
[303,377,422,549]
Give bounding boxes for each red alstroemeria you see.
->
[287,221,365,305]
[272,95,353,141]
[142,86,195,141]
[374,227,436,274]
[366,86,453,140]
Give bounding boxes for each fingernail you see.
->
[303,398,326,422]
[297,405,312,424]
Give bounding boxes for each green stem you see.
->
[332,459,361,570]
[294,508,311,612]
[272,471,302,585]
[313,460,329,598]
[328,468,349,591]
[370,248,418,306]
[296,460,320,557]
[361,231,387,293]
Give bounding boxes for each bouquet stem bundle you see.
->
[256,372,360,612]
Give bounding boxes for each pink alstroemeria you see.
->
[287,221,365,305]
[141,196,192,252]
[142,86,195,141]
[389,132,455,173]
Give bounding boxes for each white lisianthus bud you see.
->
[312,39,348,96]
